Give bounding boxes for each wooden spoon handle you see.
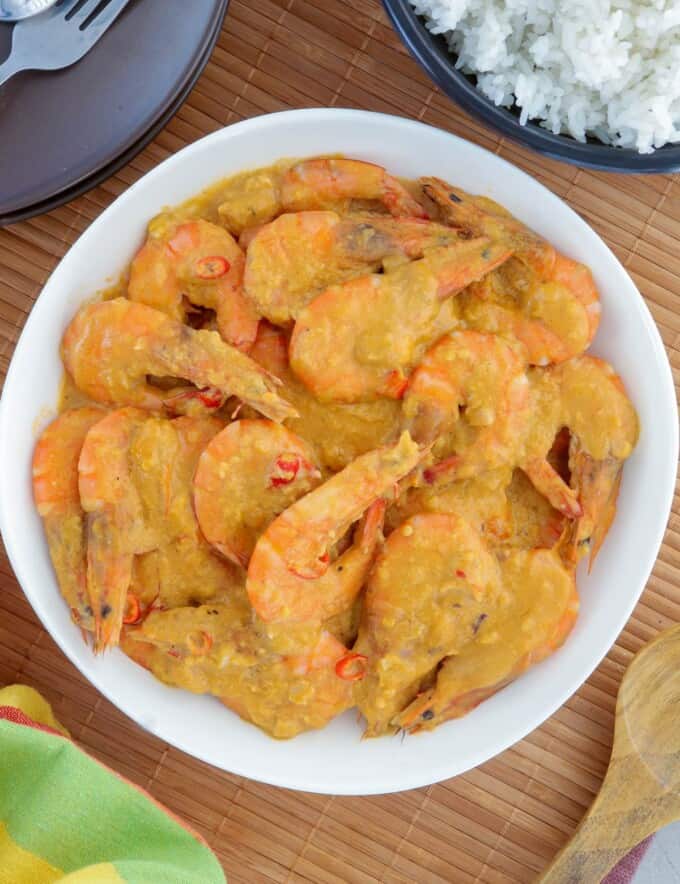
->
[538,785,678,883]
[537,817,639,883]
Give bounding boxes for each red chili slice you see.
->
[196,387,225,409]
[195,255,230,279]
[164,386,224,414]
[455,569,467,579]
[270,454,301,487]
[122,593,142,625]
[335,653,368,682]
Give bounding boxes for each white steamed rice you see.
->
[410,0,680,152]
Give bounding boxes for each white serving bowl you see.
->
[0,109,676,795]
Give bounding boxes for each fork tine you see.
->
[66,0,105,25]
[77,0,130,33]
[66,0,107,24]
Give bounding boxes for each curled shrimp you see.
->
[124,606,353,738]
[129,218,259,353]
[193,419,322,568]
[218,157,427,235]
[402,330,530,482]
[422,177,601,365]
[246,432,423,624]
[289,238,512,403]
[78,408,163,652]
[61,298,296,423]
[121,600,256,696]
[32,407,105,631]
[249,322,401,471]
[521,356,639,565]
[127,416,243,616]
[354,512,502,736]
[165,416,224,539]
[395,548,579,731]
[244,211,460,325]
[219,629,355,738]
[280,158,427,218]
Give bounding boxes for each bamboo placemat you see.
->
[1,2,679,881]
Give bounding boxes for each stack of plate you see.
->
[0,0,228,225]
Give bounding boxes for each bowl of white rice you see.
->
[383,0,680,172]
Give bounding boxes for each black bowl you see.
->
[383,0,680,173]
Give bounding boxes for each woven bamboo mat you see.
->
[1,1,679,881]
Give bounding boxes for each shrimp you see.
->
[402,330,530,482]
[61,298,296,423]
[521,357,639,566]
[125,415,239,616]
[280,158,428,218]
[32,407,105,631]
[129,535,246,615]
[395,548,579,731]
[421,177,600,365]
[128,218,259,353]
[243,211,460,325]
[165,416,224,538]
[121,599,255,696]
[218,158,427,235]
[124,607,354,738]
[78,408,164,652]
[193,419,322,568]
[220,630,355,738]
[249,322,401,471]
[289,238,513,403]
[246,431,423,623]
[354,512,502,737]
[385,467,514,545]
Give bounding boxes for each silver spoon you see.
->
[0,0,59,23]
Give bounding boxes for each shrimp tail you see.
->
[523,457,582,519]
[86,511,134,654]
[560,452,623,570]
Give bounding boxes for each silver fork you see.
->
[0,0,132,87]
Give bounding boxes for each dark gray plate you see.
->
[0,0,228,222]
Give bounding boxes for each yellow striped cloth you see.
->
[0,685,225,884]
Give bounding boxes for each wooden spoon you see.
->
[539,623,680,883]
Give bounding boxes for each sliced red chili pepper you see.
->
[455,569,467,579]
[195,255,230,280]
[335,653,368,682]
[196,387,224,409]
[165,386,224,413]
[122,593,142,625]
[187,630,213,656]
[270,454,301,488]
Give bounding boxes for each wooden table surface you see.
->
[1,2,679,882]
